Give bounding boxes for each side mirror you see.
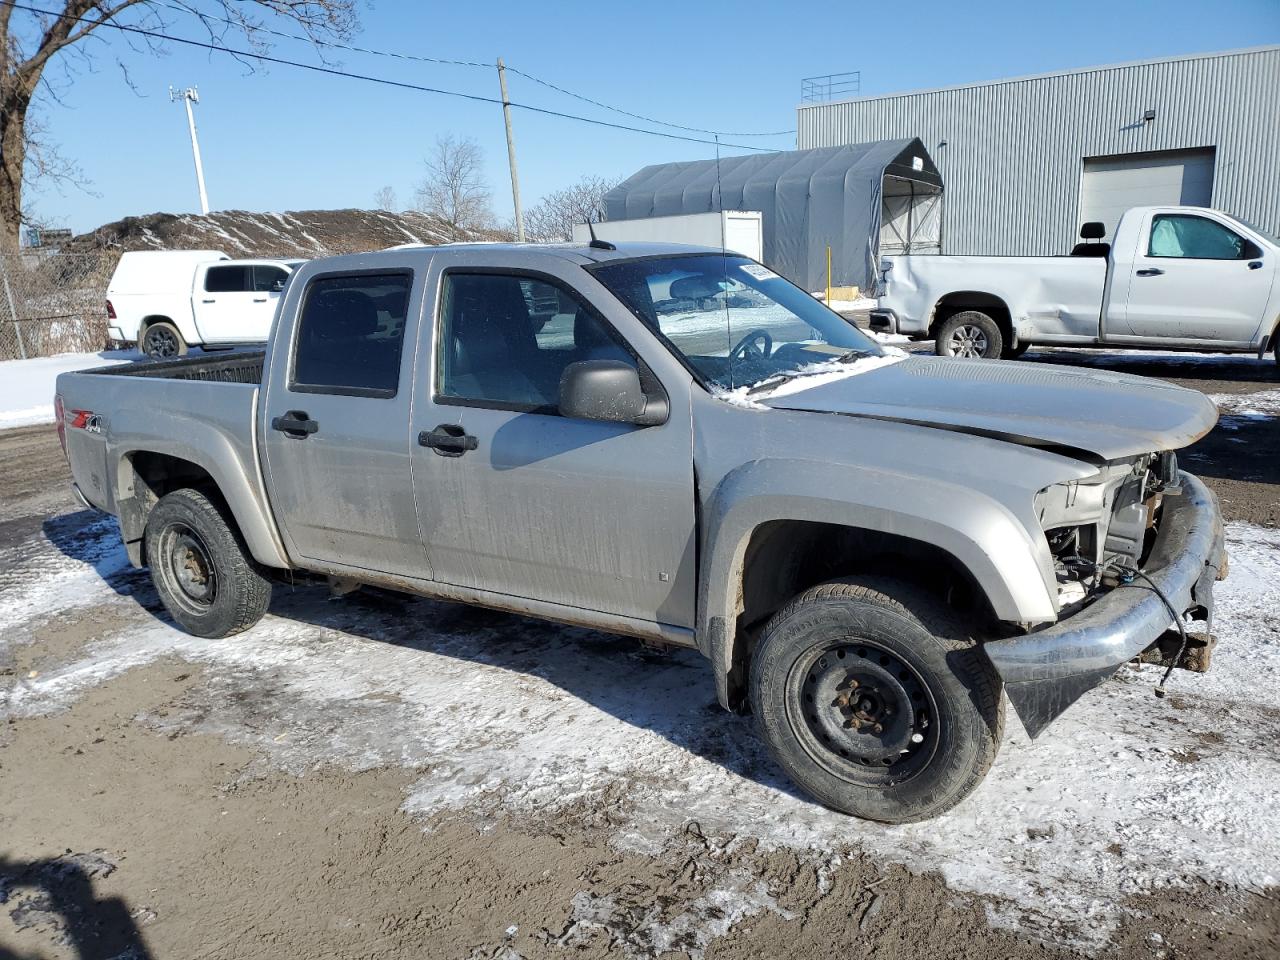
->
[559,360,668,426]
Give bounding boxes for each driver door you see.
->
[1120,212,1272,343]
[410,254,697,629]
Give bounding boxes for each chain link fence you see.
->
[0,251,119,361]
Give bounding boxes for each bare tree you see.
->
[0,1,361,250]
[414,135,493,239]
[523,175,620,242]
[372,185,398,211]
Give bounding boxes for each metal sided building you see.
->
[796,47,1280,257]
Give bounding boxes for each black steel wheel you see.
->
[750,577,1004,823]
[790,639,938,786]
[145,488,270,638]
[141,321,187,359]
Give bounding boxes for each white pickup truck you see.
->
[106,250,304,358]
[871,206,1280,363]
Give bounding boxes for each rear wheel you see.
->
[749,577,1004,823]
[145,488,271,638]
[935,311,1003,359]
[140,321,187,360]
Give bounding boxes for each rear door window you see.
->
[292,273,412,397]
[204,265,252,293]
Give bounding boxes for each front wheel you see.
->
[145,488,271,638]
[749,577,1004,823]
[935,311,1004,359]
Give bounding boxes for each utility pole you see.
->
[496,59,524,241]
[170,86,210,215]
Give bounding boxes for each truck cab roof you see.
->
[375,240,727,266]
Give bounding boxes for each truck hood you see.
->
[763,356,1218,461]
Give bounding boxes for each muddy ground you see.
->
[1,349,1278,960]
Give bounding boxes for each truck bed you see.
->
[881,254,1107,341]
[55,352,273,548]
[82,350,265,384]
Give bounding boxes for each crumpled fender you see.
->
[697,457,1059,708]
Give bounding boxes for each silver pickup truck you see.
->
[55,241,1226,823]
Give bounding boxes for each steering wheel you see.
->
[729,328,773,365]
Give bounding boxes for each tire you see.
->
[749,577,1004,823]
[140,321,187,360]
[1002,341,1030,360]
[935,311,1004,359]
[144,488,271,638]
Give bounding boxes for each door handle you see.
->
[201,298,216,303]
[1135,268,1164,277]
[252,296,268,302]
[1248,260,1263,270]
[271,410,319,438]
[419,423,478,457]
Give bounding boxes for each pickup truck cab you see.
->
[873,206,1280,362]
[106,250,305,358]
[58,241,1226,822]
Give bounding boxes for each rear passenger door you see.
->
[261,266,431,578]
[196,264,256,344]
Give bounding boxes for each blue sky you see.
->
[20,0,1280,233]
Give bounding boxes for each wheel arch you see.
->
[698,460,1057,712]
[113,444,289,571]
[929,291,1013,343]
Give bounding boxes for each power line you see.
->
[171,0,795,138]
[1,0,781,152]
[504,66,795,138]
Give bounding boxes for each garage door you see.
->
[1078,148,1215,240]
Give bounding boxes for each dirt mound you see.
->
[72,209,510,258]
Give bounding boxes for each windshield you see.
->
[591,253,883,391]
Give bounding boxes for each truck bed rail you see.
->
[87,351,265,385]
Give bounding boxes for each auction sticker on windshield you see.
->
[739,264,778,281]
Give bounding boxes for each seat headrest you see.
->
[1079,221,1106,240]
[309,288,380,338]
[669,274,722,301]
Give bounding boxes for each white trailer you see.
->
[573,211,763,262]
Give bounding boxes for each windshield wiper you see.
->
[834,348,875,363]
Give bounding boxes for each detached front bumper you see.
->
[983,471,1225,738]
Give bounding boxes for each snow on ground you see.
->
[0,351,135,428]
[1211,388,1280,418]
[2,510,1279,952]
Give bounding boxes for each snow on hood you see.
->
[762,355,1219,461]
[713,353,907,409]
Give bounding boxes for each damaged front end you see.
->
[984,457,1227,738]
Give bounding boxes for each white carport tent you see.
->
[604,139,944,294]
